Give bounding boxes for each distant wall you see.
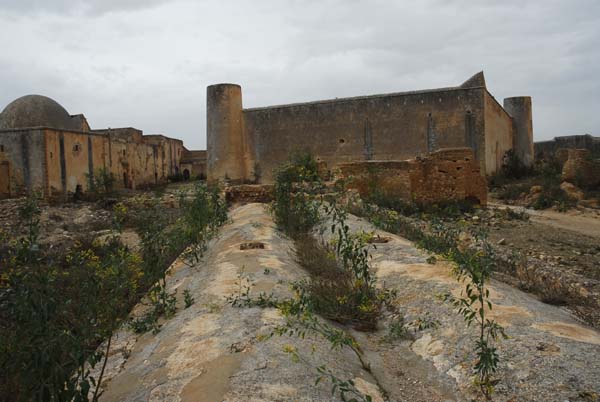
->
[483,92,514,174]
[243,87,486,182]
[0,127,187,198]
[181,150,207,179]
[535,134,600,160]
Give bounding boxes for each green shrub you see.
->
[0,197,141,402]
[271,151,323,236]
[495,183,531,201]
[132,184,228,332]
[1,186,229,401]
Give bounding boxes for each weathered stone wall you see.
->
[244,87,486,183]
[0,129,46,197]
[484,92,514,173]
[181,149,207,179]
[503,96,534,166]
[336,148,487,206]
[0,127,188,198]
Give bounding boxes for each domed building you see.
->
[0,94,89,131]
[0,94,203,199]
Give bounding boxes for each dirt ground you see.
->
[487,202,600,281]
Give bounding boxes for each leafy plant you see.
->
[271,151,323,237]
[225,268,279,308]
[0,197,141,402]
[444,236,508,399]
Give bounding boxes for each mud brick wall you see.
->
[337,148,487,206]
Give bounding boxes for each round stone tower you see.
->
[503,96,533,166]
[206,84,246,183]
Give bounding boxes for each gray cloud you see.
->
[0,0,171,16]
[1,0,599,149]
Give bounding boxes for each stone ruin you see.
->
[336,148,487,206]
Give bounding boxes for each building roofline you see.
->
[0,126,104,136]
[0,126,185,144]
[484,89,513,120]
[243,86,486,112]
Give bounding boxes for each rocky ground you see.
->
[0,182,197,251]
[92,203,600,402]
[3,188,599,401]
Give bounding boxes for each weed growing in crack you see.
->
[273,296,371,372]
[225,268,279,308]
[183,289,195,308]
[383,313,441,342]
[282,345,374,402]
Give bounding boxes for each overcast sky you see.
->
[0,0,598,149]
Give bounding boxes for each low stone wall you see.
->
[225,184,274,204]
[336,148,488,206]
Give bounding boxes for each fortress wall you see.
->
[484,91,514,174]
[243,87,486,182]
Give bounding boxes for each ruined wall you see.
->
[562,149,600,187]
[484,92,514,174]
[243,87,486,182]
[337,148,487,206]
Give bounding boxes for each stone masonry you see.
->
[336,148,487,206]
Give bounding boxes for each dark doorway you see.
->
[183,169,190,180]
[123,172,128,188]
